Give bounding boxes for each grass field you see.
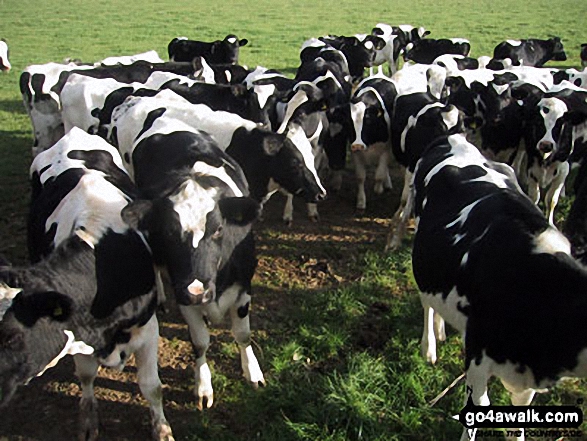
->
[1,0,587,440]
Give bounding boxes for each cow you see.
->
[553,67,587,89]
[581,44,587,68]
[167,34,249,65]
[97,50,164,66]
[523,82,587,224]
[491,37,567,67]
[108,90,326,219]
[348,74,397,214]
[411,132,587,441]
[0,39,10,72]
[563,159,587,264]
[20,59,199,155]
[109,109,265,411]
[0,127,173,441]
[159,78,269,125]
[301,35,385,82]
[403,38,471,65]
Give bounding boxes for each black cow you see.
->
[0,127,173,441]
[412,132,587,441]
[581,44,587,68]
[168,34,248,65]
[492,37,567,67]
[111,110,265,411]
[403,38,471,65]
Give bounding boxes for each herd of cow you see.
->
[1,23,587,440]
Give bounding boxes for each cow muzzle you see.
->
[187,280,215,305]
[538,141,554,155]
[351,143,367,152]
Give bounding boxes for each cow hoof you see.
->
[197,394,214,411]
[152,420,174,441]
[309,214,320,223]
[283,219,293,227]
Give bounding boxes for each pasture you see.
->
[0,0,587,439]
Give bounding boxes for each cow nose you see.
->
[187,280,215,305]
[538,141,554,155]
[351,143,366,152]
[315,191,327,202]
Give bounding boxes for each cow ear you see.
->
[12,291,73,327]
[218,197,260,225]
[262,135,283,156]
[565,111,587,126]
[121,199,153,230]
[239,38,249,47]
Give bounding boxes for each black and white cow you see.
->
[523,82,587,224]
[348,74,397,213]
[108,90,326,219]
[20,59,198,155]
[0,127,173,441]
[109,109,265,410]
[553,67,587,89]
[160,78,269,125]
[403,38,471,65]
[491,37,567,67]
[0,39,11,72]
[168,34,249,65]
[412,132,587,441]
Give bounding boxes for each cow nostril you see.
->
[316,192,327,202]
[538,141,554,154]
[351,144,366,152]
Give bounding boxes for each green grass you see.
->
[1,0,587,440]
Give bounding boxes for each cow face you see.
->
[211,35,249,65]
[350,88,390,151]
[550,37,567,62]
[525,97,570,162]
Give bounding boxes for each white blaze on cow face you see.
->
[285,124,327,195]
[350,101,367,150]
[535,97,569,160]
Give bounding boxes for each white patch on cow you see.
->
[0,283,20,321]
[36,330,94,378]
[170,179,217,249]
[424,134,514,189]
[350,101,367,149]
[364,40,374,51]
[226,36,238,44]
[45,171,131,246]
[192,160,243,197]
[532,227,571,255]
[506,39,522,47]
[97,50,164,67]
[277,88,309,134]
[0,40,11,71]
[286,124,327,195]
[446,198,485,231]
[450,38,469,45]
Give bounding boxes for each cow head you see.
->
[0,277,91,407]
[211,34,249,65]
[122,142,259,307]
[349,88,390,151]
[549,36,567,62]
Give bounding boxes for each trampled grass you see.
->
[1,0,587,440]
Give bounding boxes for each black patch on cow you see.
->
[237,302,250,318]
[11,291,73,327]
[136,107,167,141]
[91,230,155,319]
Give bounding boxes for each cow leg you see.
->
[421,302,438,364]
[133,316,174,441]
[544,162,569,225]
[179,305,213,410]
[385,169,413,251]
[283,193,294,226]
[306,203,319,222]
[229,292,265,388]
[74,354,100,441]
[353,153,367,213]
[460,356,492,441]
[500,380,536,441]
[373,150,391,194]
[434,311,446,342]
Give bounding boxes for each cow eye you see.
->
[212,225,223,240]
